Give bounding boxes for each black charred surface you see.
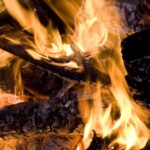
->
[0,61,64,96]
[122,28,150,61]
[22,66,63,96]
[0,94,81,137]
[121,28,150,108]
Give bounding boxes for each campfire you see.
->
[0,0,149,149]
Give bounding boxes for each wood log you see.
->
[0,37,110,85]
[0,96,82,138]
[121,28,150,108]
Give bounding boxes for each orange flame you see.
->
[0,89,26,108]
[75,0,150,149]
[3,0,79,59]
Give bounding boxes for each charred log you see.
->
[0,95,82,138]
[121,28,150,108]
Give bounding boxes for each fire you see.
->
[0,49,14,68]
[3,0,80,58]
[0,0,149,149]
[0,89,26,108]
[75,0,150,149]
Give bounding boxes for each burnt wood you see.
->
[121,28,150,108]
[0,37,110,85]
[0,96,82,138]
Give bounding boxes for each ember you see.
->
[0,0,149,150]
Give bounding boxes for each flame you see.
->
[0,49,14,68]
[1,0,150,149]
[0,89,26,108]
[3,0,78,59]
[76,0,150,149]
[13,59,24,95]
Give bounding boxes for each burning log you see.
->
[0,11,110,85]
[0,0,150,149]
[121,28,150,108]
[0,94,82,138]
[0,37,110,85]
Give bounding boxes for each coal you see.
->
[121,28,150,108]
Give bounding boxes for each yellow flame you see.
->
[76,0,150,149]
[44,0,82,33]
[13,59,24,95]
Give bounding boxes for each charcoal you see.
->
[126,75,149,89]
[0,95,82,138]
[121,28,150,108]
[122,28,150,61]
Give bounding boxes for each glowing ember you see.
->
[0,89,26,108]
[0,0,149,149]
[0,49,14,68]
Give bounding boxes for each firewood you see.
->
[0,37,110,85]
[121,28,150,108]
[0,96,82,138]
